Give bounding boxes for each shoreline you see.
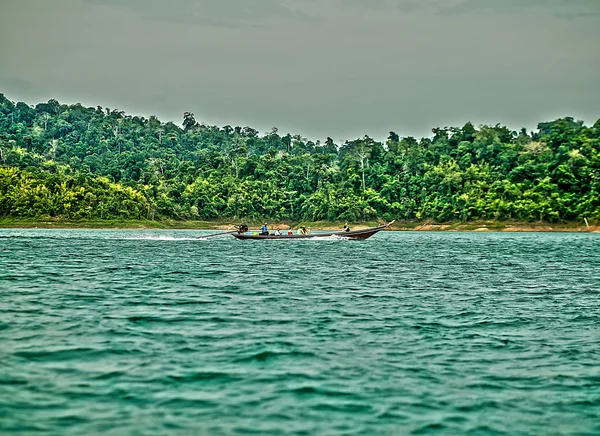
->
[0,218,597,233]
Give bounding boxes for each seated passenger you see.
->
[260,223,269,236]
[274,229,282,236]
[343,222,351,232]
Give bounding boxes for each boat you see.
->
[231,221,394,240]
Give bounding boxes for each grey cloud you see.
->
[439,0,600,18]
[85,0,311,27]
[342,0,391,10]
[0,78,43,101]
[341,0,437,12]
[392,1,425,13]
[555,11,600,19]
[1,0,598,141]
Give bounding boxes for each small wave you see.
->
[156,300,215,306]
[234,350,316,363]
[14,347,102,362]
[91,371,127,381]
[455,400,501,412]
[290,386,356,397]
[0,377,28,386]
[156,397,218,409]
[411,422,448,435]
[313,402,372,413]
[126,315,193,323]
[254,318,295,325]
[120,236,200,241]
[52,415,89,426]
[164,371,239,383]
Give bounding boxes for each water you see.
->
[1,229,599,435]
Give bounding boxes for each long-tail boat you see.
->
[230,221,394,240]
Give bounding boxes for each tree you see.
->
[183,112,197,132]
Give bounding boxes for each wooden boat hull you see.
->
[231,222,392,240]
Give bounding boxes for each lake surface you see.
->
[1,229,599,435]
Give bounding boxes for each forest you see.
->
[0,93,599,224]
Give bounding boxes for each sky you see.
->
[0,0,599,141]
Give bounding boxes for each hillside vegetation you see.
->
[1,93,599,224]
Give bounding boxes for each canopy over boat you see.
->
[231,221,394,240]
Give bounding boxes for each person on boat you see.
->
[297,226,308,235]
[343,222,351,232]
[260,223,269,236]
[237,223,249,234]
[287,230,293,235]
[274,229,281,236]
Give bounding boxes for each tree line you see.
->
[0,93,599,223]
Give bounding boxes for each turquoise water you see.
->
[1,229,599,435]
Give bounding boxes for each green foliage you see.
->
[0,93,599,222]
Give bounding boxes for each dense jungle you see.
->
[1,94,598,224]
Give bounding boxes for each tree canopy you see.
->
[1,93,598,223]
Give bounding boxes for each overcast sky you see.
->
[1,0,598,141]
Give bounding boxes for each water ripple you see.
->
[1,229,599,434]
